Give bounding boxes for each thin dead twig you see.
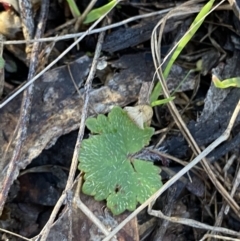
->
[37,20,107,241]
[227,0,240,20]
[201,234,240,241]
[67,64,81,96]
[66,190,73,241]
[0,0,49,215]
[0,228,31,241]
[0,3,231,46]
[75,0,98,30]
[0,7,184,45]
[206,157,238,239]
[149,208,240,238]
[209,203,227,240]
[75,198,113,236]
[224,162,240,214]
[73,177,117,240]
[19,0,35,59]
[152,184,179,241]
[0,35,4,97]
[41,7,173,39]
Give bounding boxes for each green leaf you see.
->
[79,106,162,215]
[83,0,117,24]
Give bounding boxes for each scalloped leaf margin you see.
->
[78,106,162,215]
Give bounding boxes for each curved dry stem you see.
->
[150,0,239,215]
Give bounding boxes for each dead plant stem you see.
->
[0,228,31,241]
[0,0,49,215]
[149,207,240,237]
[75,0,98,29]
[38,22,106,241]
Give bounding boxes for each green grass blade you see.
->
[150,77,163,104]
[84,0,117,24]
[171,69,194,96]
[164,0,215,78]
[151,96,175,107]
[150,0,215,104]
[66,0,81,17]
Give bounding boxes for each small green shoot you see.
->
[66,0,118,24]
[78,106,162,215]
[150,0,215,104]
[66,0,81,17]
[151,96,175,107]
[84,0,118,24]
[212,75,240,88]
[171,60,203,96]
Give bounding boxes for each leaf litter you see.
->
[1,0,240,241]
